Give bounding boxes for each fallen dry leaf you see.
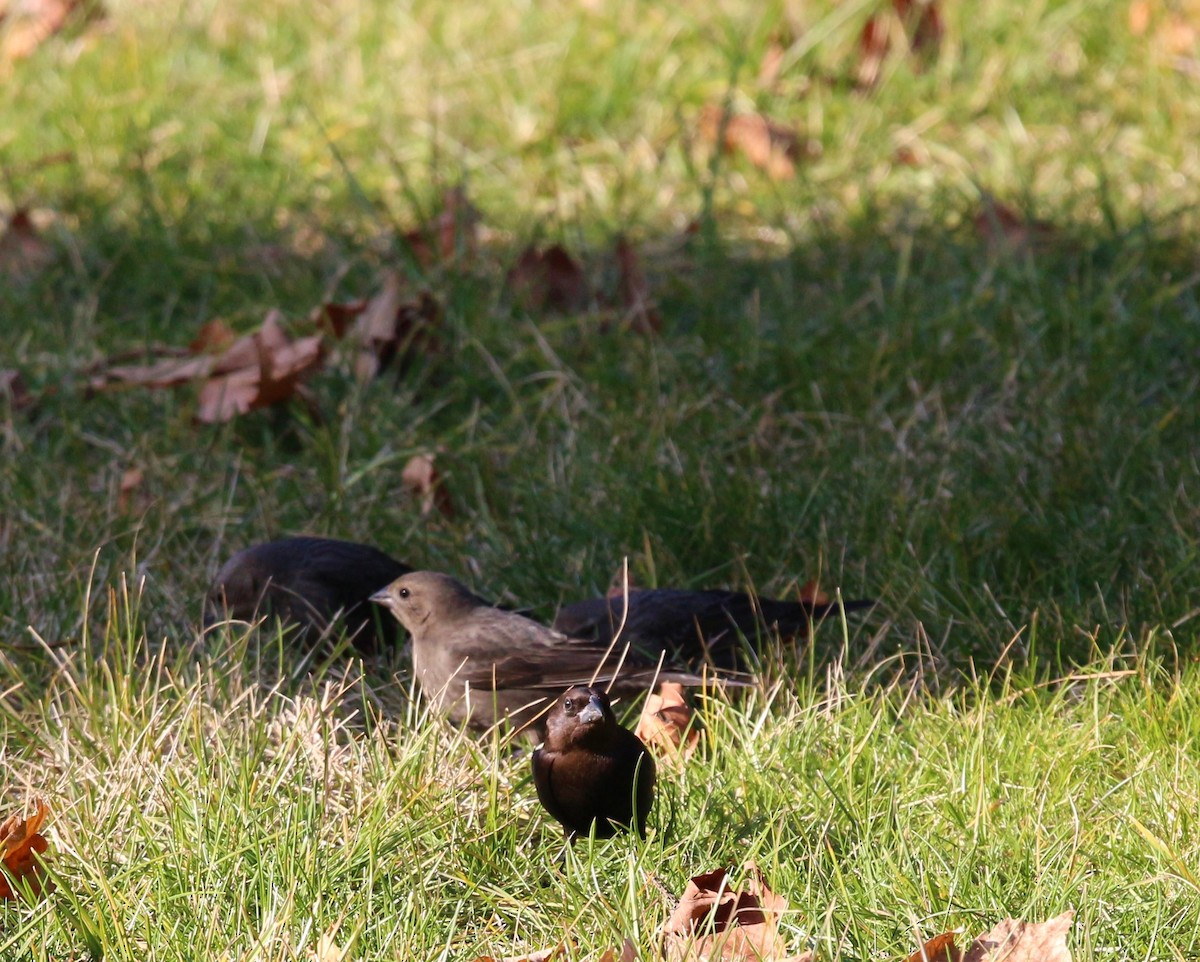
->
[508,244,590,314]
[613,237,662,335]
[318,274,443,380]
[189,318,239,354]
[305,927,349,962]
[795,580,830,608]
[906,931,960,962]
[636,681,701,765]
[0,209,54,280]
[92,311,325,423]
[0,0,88,63]
[116,466,145,514]
[857,0,944,89]
[596,940,638,962]
[0,368,33,411]
[972,195,1057,255]
[663,862,794,962]
[403,185,481,268]
[402,452,455,519]
[697,104,812,181]
[0,798,50,901]
[196,311,324,423]
[963,912,1073,962]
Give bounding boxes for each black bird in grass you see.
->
[532,686,655,840]
[552,587,875,670]
[205,537,412,653]
[369,571,726,736]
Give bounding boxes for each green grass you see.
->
[3,0,1200,956]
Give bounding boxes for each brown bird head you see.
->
[544,686,617,749]
[369,571,483,639]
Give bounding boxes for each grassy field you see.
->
[3,0,1200,957]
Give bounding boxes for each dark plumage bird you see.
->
[369,571,720,735]
[532,686,655,840]
[205,537,412,653]
[552,587,874,670]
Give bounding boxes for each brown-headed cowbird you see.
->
[532,685,655,840]
[205,537,412,653]
[369,571,722,735]
[552,588,874,670]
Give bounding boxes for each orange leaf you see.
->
[795,580,830,608]
[906,932,961,962]
[663,862,792,962]
[0,799,51,902]
[402,452,455,520]
[636,682,701,765]
[116,466,145,514]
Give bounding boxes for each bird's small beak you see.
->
[369,587,391,605]
[577,696,605,725]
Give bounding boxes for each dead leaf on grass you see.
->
[507,243,590,314]
[697,104,814,181]
[0,0,93,63]
[305,925,349,962]
[972,194,1057,255]
[663,862,802,962]
[0,209,54,280]
[614,237,662,335]
[318,273,443,380]
[115,466,145,514]
[403,185,481,268]
[92,311,325,423]
[963,912,1073,962]
[857,0,944,89]
[189,318,239,354]
[905,931,960,962]
[0,798,51,901]
[401,451,455,519]
[636,681,701,765]
[0,368,33,411]
[907,913,1074,962]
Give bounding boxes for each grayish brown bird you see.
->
[532,685,655,840]
[205,537,412,653]
[552,587,874,670]
[369,571,719,735]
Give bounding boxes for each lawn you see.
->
[2,0,1200,958]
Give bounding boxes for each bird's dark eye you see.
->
[398,587,410,599]
[563,698,574,713]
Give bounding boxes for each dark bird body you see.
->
[552,588,874,669]
[370,571,717,735]
[205,537,412,653]
[532,686,655,840]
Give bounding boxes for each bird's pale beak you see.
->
[369,587,391,605]
[578,696,606,725]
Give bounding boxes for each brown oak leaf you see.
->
[402,452,455,519]
[403,185,480,268]
[664,863,802,962]
[857,0,944,89]
[636,682,701,765]
[508,244,590,314]
[698,104,809,181]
